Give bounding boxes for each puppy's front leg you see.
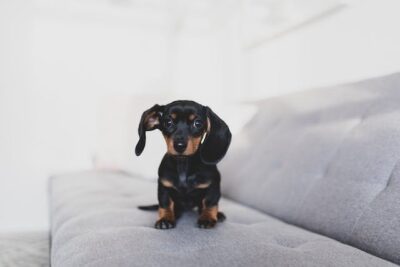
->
[155,183,175,229]
[198,183,220,229]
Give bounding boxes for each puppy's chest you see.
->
[174,166,199,191]
[177,169,196,190]
[161,162,209,193]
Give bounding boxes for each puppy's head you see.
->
[135,100,231,164]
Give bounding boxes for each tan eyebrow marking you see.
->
[188,114,196,121]
[171,113,177,119]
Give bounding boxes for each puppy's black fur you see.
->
[136,100,231,229]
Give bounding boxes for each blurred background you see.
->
[1,0,400,232]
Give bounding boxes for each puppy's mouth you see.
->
[164,135,202,156]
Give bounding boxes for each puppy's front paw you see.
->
[197,218,217,229]
[155,219,176,229]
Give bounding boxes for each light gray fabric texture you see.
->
[0,231,49,267]
[220,73,400,264]
[50,171,396,267]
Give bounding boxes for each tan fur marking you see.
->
[206,117,211,133]
[160,178,174,188]
[188,114,196,121]
[145,111,159,129]
[199,199,218,221]
[163,135,177,155]
[195,181,211,189]
[183,136,202,155]
[158,198,175,221]
[164,134,204,156]
[171,113,177,119]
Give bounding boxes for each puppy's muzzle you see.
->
[173,139,187,153]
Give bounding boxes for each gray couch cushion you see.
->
[220,73,400,264]
[0,231,49,267]
[50,171,396,267]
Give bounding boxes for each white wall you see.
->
[243,0,400,98]
[0,0,172,231]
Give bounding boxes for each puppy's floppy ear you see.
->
[135,104,164,156]
[200,107,232,164]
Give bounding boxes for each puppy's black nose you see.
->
[174,141,187,153]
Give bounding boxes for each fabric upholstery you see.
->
[220,73,400,264]
[0,231,49,267]
[49,171,396,267]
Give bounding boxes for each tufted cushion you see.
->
[220,73,400,264]
[49,171,396,267]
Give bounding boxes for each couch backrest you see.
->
[220,73,400,264]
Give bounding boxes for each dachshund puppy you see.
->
[135,100,232,229]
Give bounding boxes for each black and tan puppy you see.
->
[135,100,231,229]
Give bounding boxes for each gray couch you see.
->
[48,73,400,266]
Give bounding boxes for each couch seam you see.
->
[294,113,367,221]
[347,159,398,244]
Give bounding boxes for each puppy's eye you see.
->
[164,119,173,128]
[193,119,203,128]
